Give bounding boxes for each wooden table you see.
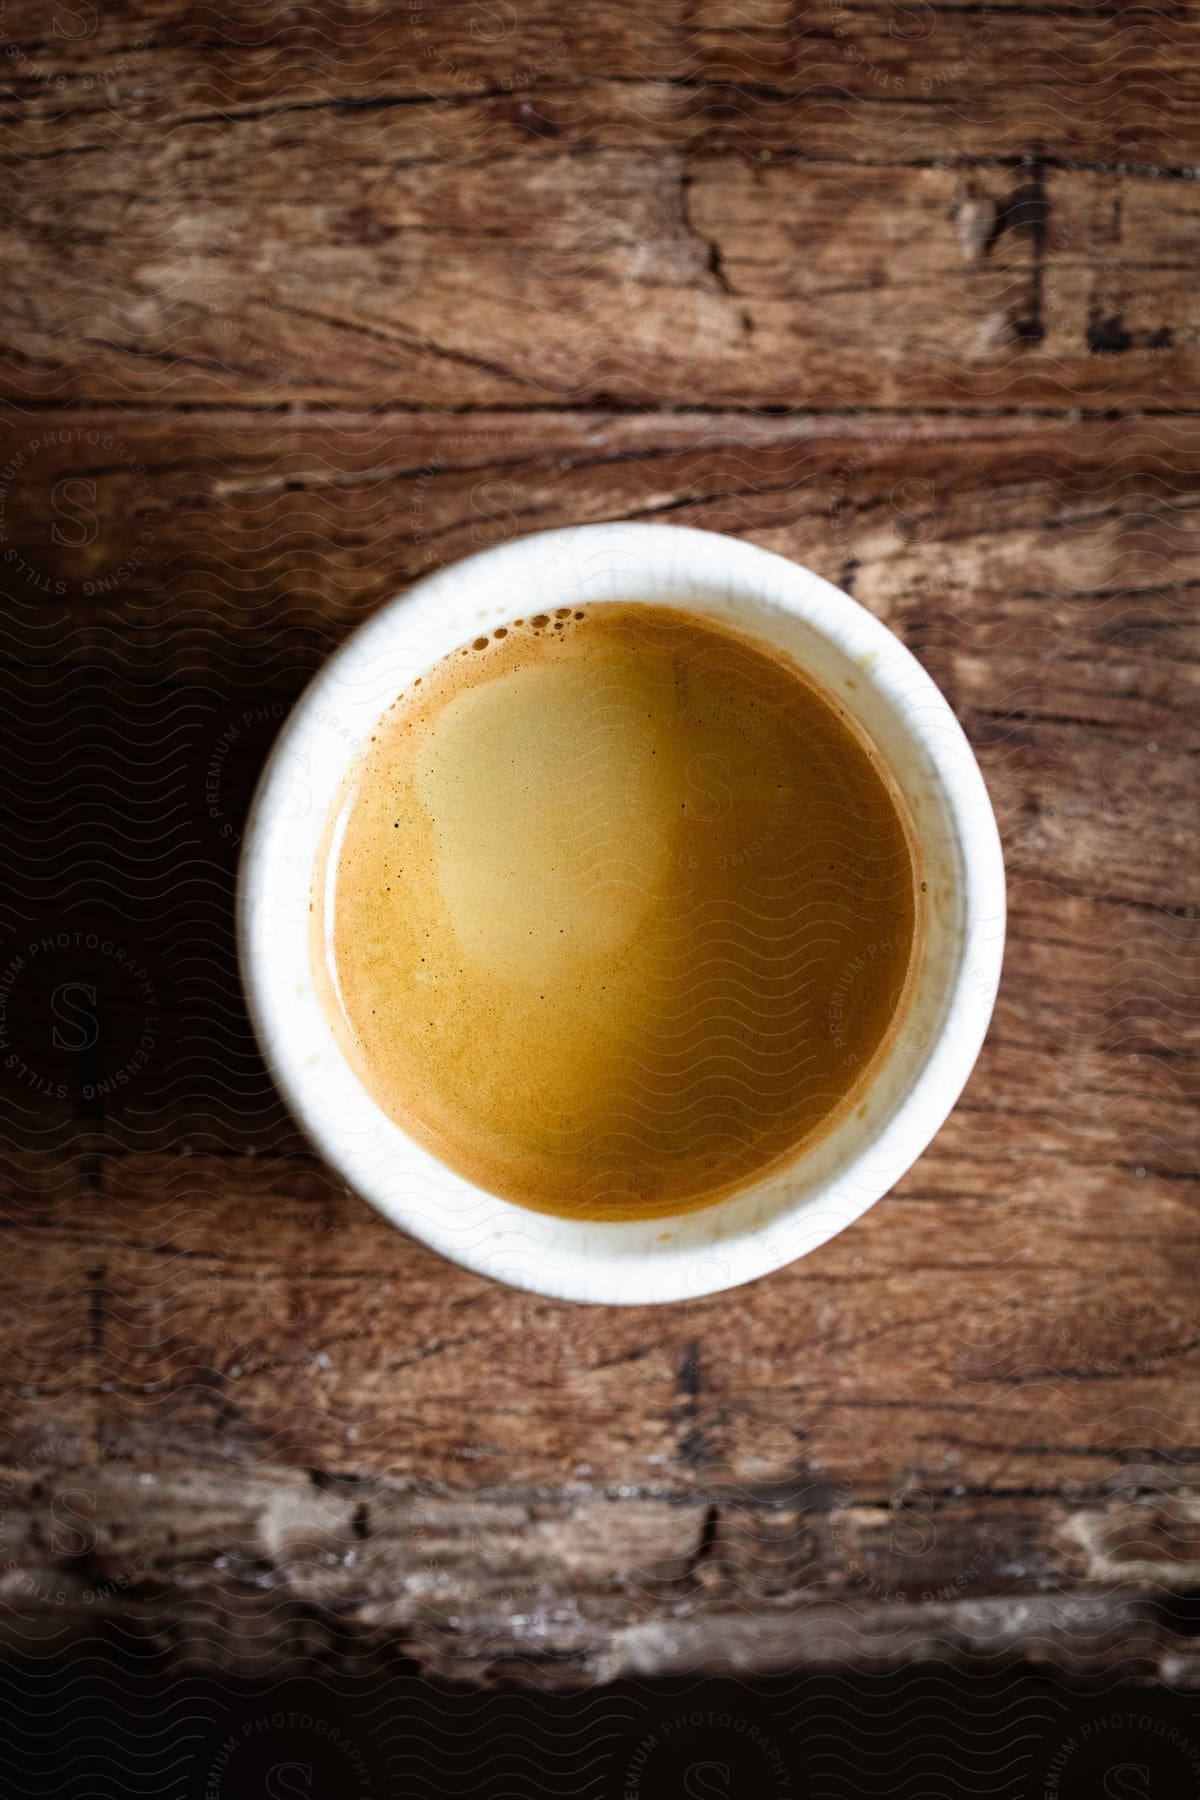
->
[1,0,1197,1692]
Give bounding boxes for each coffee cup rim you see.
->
[238,522,1005,1304]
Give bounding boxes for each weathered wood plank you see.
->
[2,0,1197,165]
[3,409,1199,670]
[2,1458,1198,1682]
[34,1126,1186,1491]
[2,146,1196,408]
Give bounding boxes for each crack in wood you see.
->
[683,1501,721,1579]
[679,168,735,299]
[264,302,551,394]
[675,1341,709,1471]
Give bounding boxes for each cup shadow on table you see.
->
[2,666,313,1160]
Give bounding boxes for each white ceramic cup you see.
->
[239,523,1004,1304]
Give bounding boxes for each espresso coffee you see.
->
[312,603,922,1220]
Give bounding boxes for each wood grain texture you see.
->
[0,0,1197,1685]
[5,137,1199,409]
